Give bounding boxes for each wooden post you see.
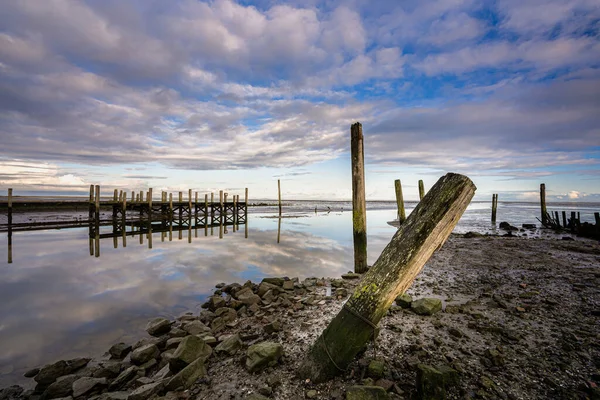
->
[189,189,193,220]
[131,191,134,202]
[554,211,560,226]
[394,179,406,224]
[169,193,173,218]
[89,185,94,221]
[95,185,100,214]
[7,188,12,210]
[136,194,139,202]
[148,188,153,209]
[299,173,476,383]
[594,212,599,236]
[351,122,367,273]
[278,180,282,215]
[418,180,425,200]
[89,185,94,203]
[540,184,547,225]
[139,191,144,203]
[204,194,208,226]
[7,188,12,264]
[562,211,567,228]
[277,216,281,243]
[491,194,498,224]
[570,212,576,232]
[194,191,198,220]
[245,187,248,217]
[233,194,237,226]
[113,189,118,201]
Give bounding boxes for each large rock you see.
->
[128,381,164,400]
[72,377,107,398]
[109,343,132,359]
[182,320,210,336]
[411,298,442,316]
[108,366,138,391]
[0,386,24,400]
[169,335,212,373]
[130,344,159,365]
[215,334,243,355]
[215,307,237,323]
[41,374,77,399]
[395,293,413,308]
[34,358,91,386]
[146,317,172,337]
[257,282,282,298]
[165,357,207,391]
[346,386,389,399]
[416,364,458,400]
[245,342,283,373]
[261,277,285,287]
[237,290,261,306]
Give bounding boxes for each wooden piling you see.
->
[89,185,94,203]
[554,211,560,226]
[562,211,566,228]
[139,191,144,203]
[136,194,139,202]
[570,212,576,232]
[205,194,208,225]
[95,185,100,213]
[7,188,12,210]
[233,195,237,226]
[595,212,600,236]
[278,180,282,215]
[351,122,367,273]
[394,179,406,224]
[491,194,498,224]
[540,184,547,225]
[189,189,193,218]
[418,180,425,200]
[169,193,173,217]
[245,188,248,216]
[113,189,118,201]
[148,188,153,209]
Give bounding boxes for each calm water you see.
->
[0,201,598,386]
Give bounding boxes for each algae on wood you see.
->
[298,173,476,383]
[351,122,367,273]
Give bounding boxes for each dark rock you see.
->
[41,374,77,399]
[346,385,389,399]
[499,222,518,231]
[522,224,536,229]
[261,277,285,287]
[93,361,122,379]
[263,320,282,335]
[71,377,106,398]
[237,290,261,306]
[128,381,164,400]
[246,342,284,373]
[341,273,361,280]
[395,293,412,308]
[335,288,348,298]
[108,366,138,391]
[246,394,270,400]
[24,368,40,378]
[130,344,159,365]
[416,364,445,400]
[108,343,132,359]
[146,317,172,337]
[367,360,385,379]
[215,334,243,355]
[0,386,24,400]
[34,358,90,386]
[165,357,207,391]
[282,280,295,290]
[169,335,212,373]
[257,282,282,298]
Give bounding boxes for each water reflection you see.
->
[0,211,396,387]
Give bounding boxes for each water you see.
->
[0,201,598,386]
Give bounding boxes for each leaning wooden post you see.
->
[394,179,406,224]
[540,183,547,225]
[278,179,282,215]
[298,173,476,383]
[491,194,498,224]
[351,122,367,273]
[418,180,425,200]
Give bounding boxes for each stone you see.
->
[0,386,24,400]
[130,344,159,365]
[210,317,227,333]
[146,318,172,337]
[367,360,385,379]
[24,368,40,378]
[165,358,207,391]
[374,379,394,391]
[522,224,536,229]
[165,337,184,350]
[346,386,389,399]
[341,273,361,280]
[215,334,243,355]
[335,288,348,298]
[168,328,187,338]
[411,298,442,316]
[72,377,106,398]
[416,364,447,400]
[246,394,270,400]
[215,307,237,323]
[282,280,295,290]
[237,290,261,306]
[263,320,282,335]
[246,342,284,373]
[261,277,285,286]
[170,335,212,373]
[183,320,211,336]
[108,366,138,391]
[499,221,518,231]
[463,231,483,238]
[34,358,90,386]
[41,374,77,399]
[153,364,172,381]
[209,295,226,310]
[395,293,412,308]
[257,282,282,297]
[128,381,164,400]
[199,310,216,324]
[306,389,318,398]
[109,343,132,359]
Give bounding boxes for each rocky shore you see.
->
[1,234,599,400]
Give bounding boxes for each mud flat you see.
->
[1,234,599,400]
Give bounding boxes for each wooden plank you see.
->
[351,122,367,274]
[299,173,476,383]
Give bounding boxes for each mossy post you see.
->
[491,194,498,224]
[540,183,547,225]
[299,173,476,383]
[394,179,406,224]
[418,180,425,200]
[351,122,367,273]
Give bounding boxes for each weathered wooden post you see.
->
[299,173,476,383]
[122,194,127,248]
[491,194,498,224]
[233,194,237,227]
[169,193,173,220]
[139,191,144,203]
[351,122,367,273]
[278,180,282,215]
[245,188,249,239]
[148,188,153,210]
[418,180,425,200]
[194,191,198,220]
[7,188,12,264]
[204,194,209,227]
[394,179,406,224]
[89,185,94,221]
[570,212,576,232]
[95,185,100,215]
[562,211,567,228]
[131,191,135,202]
[595,212,600,236]
[277,216,281,244]
[540,184,547,225]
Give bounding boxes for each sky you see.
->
[0,0,599,202]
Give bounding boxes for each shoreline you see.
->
[1,234,599,399]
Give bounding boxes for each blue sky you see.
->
[0,0,598,201]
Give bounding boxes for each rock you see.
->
[24,368,40,378]
[34,358,90,386]
[374,379,394,391]
[98,392,130,400]
[109,343,132,359]
[282,280,295,290]
[306,389,318,398]
[395,293,412,308]
[346,385,389,399]
[341,273,361,280]
[246,394,270,400]
[146,318,172,337]
[206,295,226,311]
[128,381,164,400]
[0,386,24,400]
[261,277,285,286]
[168,327,187,338]
[246,342,284,373]
[215,307,237,323]
[416,364,444,400]
[108,366,138,391]
[130,344,159,365]
[257,282,282,297]
[93,361,122,380]
[199,310,216,324]
[522,224,536,229]
[72,377,107,398]
[183,320,210,336]
[448,327,463,338]
[368,360,385,379]
[215,334,243,355]
[264,320,282,335]
[165,337,184,350]
[335,288,348,298]
[210,317,227,333]
[153,364,172,381]
[237,290,262,306]
[463,231,483,238]
[165,358,207,391]
[499,221,518,231]
[411,298,442,316]
[484,348,504,366]
[169,335,212,373]
[41,374,77,399]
